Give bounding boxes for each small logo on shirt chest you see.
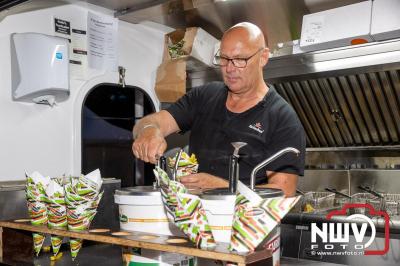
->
[249,122,264,134]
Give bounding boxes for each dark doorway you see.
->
[82,84,156,187]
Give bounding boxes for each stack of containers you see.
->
[25,169,103,260]
[65,169,103,260]
[25,172,50,256]
[44,178,67,256]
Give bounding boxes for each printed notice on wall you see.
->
[53,17,88,80]
[53,17,71,40]
[300,16,325,46]
[87,11,118,72]
[54,18,71,35]
[70,28,88,80]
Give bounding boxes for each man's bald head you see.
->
[222,22,266,49]
[219,22,269,95]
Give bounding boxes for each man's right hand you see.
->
[132,126,167,164]
[132,110,180,164]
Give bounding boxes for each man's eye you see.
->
[233,59,246,64]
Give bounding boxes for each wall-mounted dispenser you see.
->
[10,32,69,106]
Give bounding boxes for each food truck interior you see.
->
[1,0,400,265]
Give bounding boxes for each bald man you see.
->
[132,22,306,196]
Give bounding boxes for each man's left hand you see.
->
[179,173,228,190]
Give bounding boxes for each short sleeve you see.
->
[266,125,306,175]
[165,87,202,133]
[264,108,306,176]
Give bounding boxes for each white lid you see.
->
[114,187,163,205]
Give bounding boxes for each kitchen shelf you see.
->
[0,220,271,266]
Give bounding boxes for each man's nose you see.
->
[225,60,236,72]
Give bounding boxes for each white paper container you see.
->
[200,191,236,243]
[114,187,182,236]
[200,187,283,265]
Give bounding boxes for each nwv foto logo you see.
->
[312,214,374,249]
[310,203,390,256]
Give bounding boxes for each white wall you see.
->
[0,3,170,181]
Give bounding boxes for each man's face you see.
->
[219,38,266,93]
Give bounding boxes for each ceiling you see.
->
[1,0,366,49]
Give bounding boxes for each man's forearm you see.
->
[132,115,160,139]
[257,172,298,197]
[257,183,296,197]
[179,173,229,190]
[133,110,180,139]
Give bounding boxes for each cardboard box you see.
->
[371,0,400,41]
[155,27,219,102]
[155,58,187,103]
[300,1,373,52]
[162,27,219,67]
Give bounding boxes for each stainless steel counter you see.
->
[0,178,121,230]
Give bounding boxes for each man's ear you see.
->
[260,48,269,67]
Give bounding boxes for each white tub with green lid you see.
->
[114,186,182,236]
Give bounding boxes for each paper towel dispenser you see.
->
[10,32,69,106]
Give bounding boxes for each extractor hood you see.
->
[265,39,400,149]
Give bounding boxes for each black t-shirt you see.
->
[166,81,306,185]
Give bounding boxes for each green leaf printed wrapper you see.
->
[156,167,185,218]
[174,192,216,248]
[70,238,83,260]
[168,152,199,178]
[26,171,50,256]
[156,167,216,248]
[229,182,301,252]
[45,178,67,256]
[65,169,103,260]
